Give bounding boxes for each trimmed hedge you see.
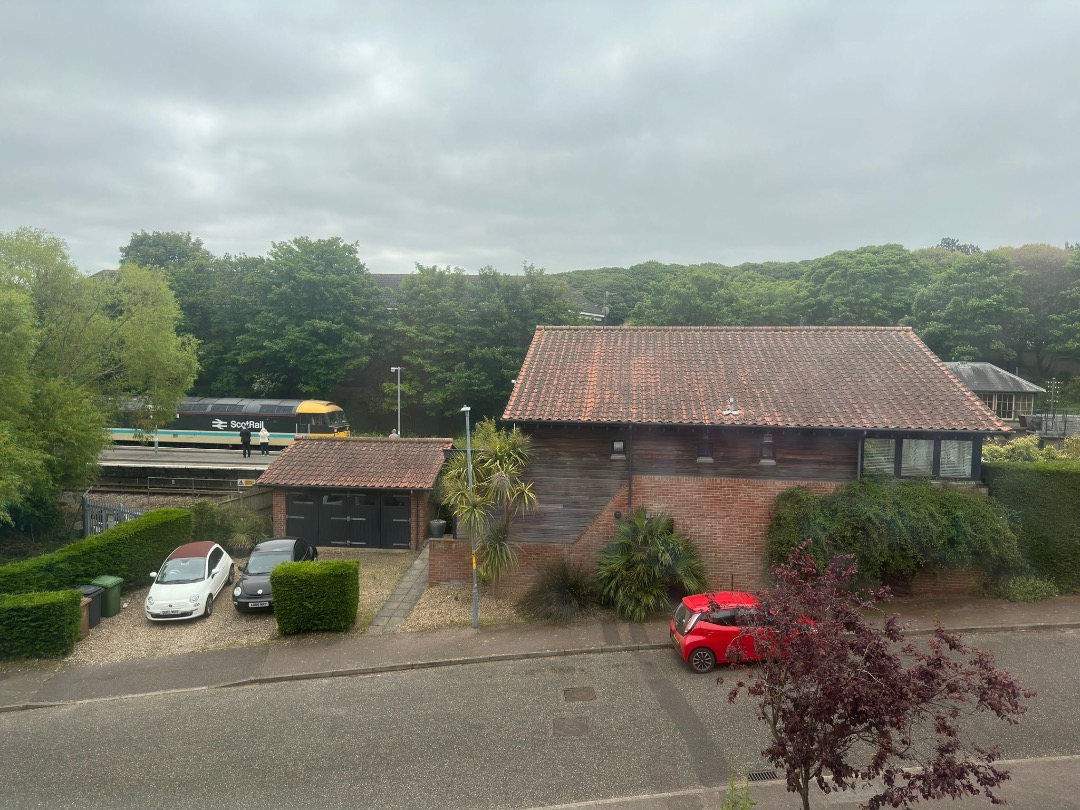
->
[0,590,82,659]
[0,508,192,595]
[983,461,1080,592]
[272,560,359,635]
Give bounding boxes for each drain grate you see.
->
[747,770,779,783]
[564,686,596,702]
[553,717,589,737]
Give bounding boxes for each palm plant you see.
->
[438,419,537,592]
[595,507,709,622]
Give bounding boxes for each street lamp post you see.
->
[461,405,479,629]
[390,366,402,436]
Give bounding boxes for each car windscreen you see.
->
[157,557,206,584]
[245,550,293,576]
[673,603,698,634]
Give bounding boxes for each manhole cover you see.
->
[553,717,589,737]
[564,687,596,702]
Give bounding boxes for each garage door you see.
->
[287,490,410,549]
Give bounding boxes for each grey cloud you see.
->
[1,1,1077,275]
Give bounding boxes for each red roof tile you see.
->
[258,437,453,489]
[502,326,1008,433]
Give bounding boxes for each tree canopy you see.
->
[0,227,197,536]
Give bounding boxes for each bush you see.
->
[190,500,271,557]
[983,460,1080,592]
[518,560,597,624]
[596,508,709,623]
[995,575,1059,603]
[0,508,192,594]
[766,478,1021,589]
[272,560,359,635]
[0,590,82,659]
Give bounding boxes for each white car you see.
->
[145,541,234,621]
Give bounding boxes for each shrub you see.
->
[0,508,192,594]
[995,574,1059,603]
[0,590,82,659]
[272,560,359,635]
[766,478,1021,589]
[983,461,1080,592]
[190,500,271,557]
[596,507,709,623]
[518,560,597,624]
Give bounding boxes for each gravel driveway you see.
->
[66,547,418,666]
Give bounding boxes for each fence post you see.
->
[82,488,92,538]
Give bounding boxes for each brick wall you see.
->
[428,475,840,589]
[909,566,985,596]
[272,489,287,535]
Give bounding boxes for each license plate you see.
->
[670,630,680,648]
[249,601,270,608]
[161,609,182,615]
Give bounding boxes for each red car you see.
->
[669,590,761,673]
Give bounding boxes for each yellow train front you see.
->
[111,398,350,448]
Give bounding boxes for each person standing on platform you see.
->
[240,427,252,457]
[258,426,270,455]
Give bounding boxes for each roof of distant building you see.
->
[944,362,1046,395]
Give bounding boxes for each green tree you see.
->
[804,244,928,326]
[438,419,537,590]
[235,237,385,396]
[394,263,577,422]
[0,227,197,536]
[907,251,1031,364]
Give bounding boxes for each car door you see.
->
[706,610,743,663]
[207,546,226,597]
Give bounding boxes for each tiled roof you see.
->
[258,437,453,489]
[944,362,1046,395]
[503,326,1009,433]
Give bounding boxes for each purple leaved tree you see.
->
[725,545,1033,810]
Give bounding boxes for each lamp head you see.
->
[460,405,471,413]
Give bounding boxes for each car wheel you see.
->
[689,647,716,673]
[204,593,214,618]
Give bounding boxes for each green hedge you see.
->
[983,461,1080,592]
[0,590,82,659]
[0,508,192,595]
[272,560,359,635]
[766,477,1021,587]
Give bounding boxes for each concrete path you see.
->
[364,543,429,635]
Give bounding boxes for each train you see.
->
[111,397,350,448]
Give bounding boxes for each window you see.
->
[939,440,973,478]
[862,438,895,475]
[1017,395,1035,417]
[901,439,934,476]
[981,393,1018,420]
[611,440,626,459]
[697,441,713,462]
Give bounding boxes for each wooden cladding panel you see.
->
[517,427,628,545]
[632,428,859,481]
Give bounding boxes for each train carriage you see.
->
[111,397,350,447]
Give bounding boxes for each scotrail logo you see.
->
[211,419,228,430]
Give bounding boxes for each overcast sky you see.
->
[3,1,1077,275]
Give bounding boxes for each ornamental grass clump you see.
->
[517,560,596,624]
[595,507,708,623]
